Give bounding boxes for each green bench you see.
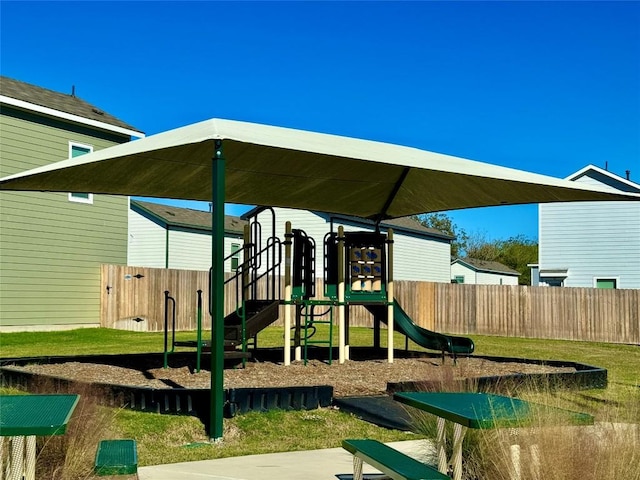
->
[95,439,138,477]
[342,439,449,480]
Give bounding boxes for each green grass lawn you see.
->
[1,326,638,467]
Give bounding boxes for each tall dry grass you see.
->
[464,397,640,480]
[27,379,120,480]
[406,365,640,480]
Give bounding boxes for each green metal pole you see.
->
[210,140,225,440]
[196,289,202,373]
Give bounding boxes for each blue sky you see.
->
[2,1,638,241]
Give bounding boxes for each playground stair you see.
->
[173,338,243,352]
[224,300,280,344]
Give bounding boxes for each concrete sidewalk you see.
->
[138,440,434,480]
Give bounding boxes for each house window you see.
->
[544,278,564,287]
[595,278,617,289]
[453,275,465,284]
[230,243,241,271]
[540,269,568,287]
[68,142,93,204]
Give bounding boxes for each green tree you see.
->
[465,231,500,261]
[465,232,538,285]
[494,235,538,285]
[414,214,538,285]
[413,213,468,258]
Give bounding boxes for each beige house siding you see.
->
[0,106,131,330]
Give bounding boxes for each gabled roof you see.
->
[242,207,453,241]
[131,200,245,235]
[0,76,143,138]
[567,164,640,194]
[452,257,520,276]
[327,213,453,240]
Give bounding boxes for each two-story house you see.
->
[532,165,640,288]
[0,76,144,331]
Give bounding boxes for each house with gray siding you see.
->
[244,207,454,283]
[535,165,640,289]
[451,258,520,285]
[0,76,144,331]
[128,200,245,272]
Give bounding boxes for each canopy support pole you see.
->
[210,139,225,441]
[373,167,410,228]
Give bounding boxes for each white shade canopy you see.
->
[3,116,638,441]
[1,118,638,219]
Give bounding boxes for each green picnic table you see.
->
[0,394,80,480]
[394,392,593,480]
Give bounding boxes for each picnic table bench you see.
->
[342,439,449,480]
[95,439,138,477]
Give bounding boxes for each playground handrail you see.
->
[163,291,176,368]
[208,235,282,339]
[242,236,282,302]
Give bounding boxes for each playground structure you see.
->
[164,207,474,368]
[283,217,474,365]
[163,208,282,369]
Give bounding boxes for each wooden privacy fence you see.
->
[101,264,640,344]
[434,283,639,344]
[102,265,210,332]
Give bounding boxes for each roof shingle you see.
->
[0,76,141,133]
[132,200,246,234]
[454,257,520,276]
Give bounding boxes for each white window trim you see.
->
[593,277,620,289]
[68,142,94,204]
[539,268,569,278]
[230,243,242,271]
[68,192,93,204]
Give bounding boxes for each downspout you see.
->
[165,226,169,269]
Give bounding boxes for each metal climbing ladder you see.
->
[301,300,334,365]
[289,228,334,364]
